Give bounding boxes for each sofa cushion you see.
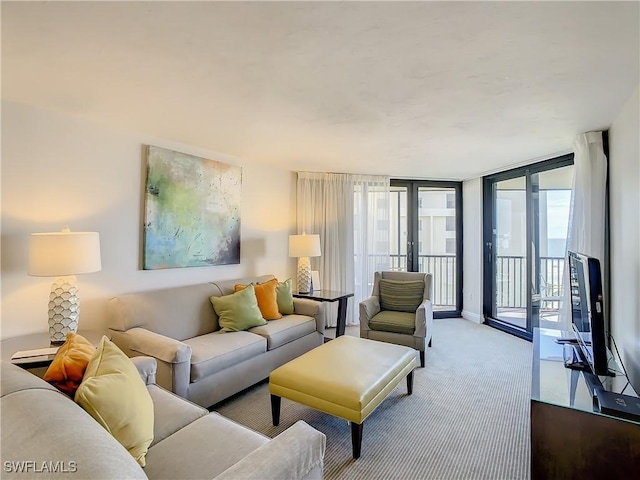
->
[210,285,268,332]
[379,279,424,312]
[215,420,326,480]
[276,278,295,315]
[107,283,222,340]
[184,331,267,383]
[234,278,282,320]
[75,337,154,467]
[43,332,96,396]
[144,412,268,480]
[369,310,416,335]
[147,384,208,447]
[248,315,317,350]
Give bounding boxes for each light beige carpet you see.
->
[215,318,532,479]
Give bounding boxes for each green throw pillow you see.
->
[379,279,424,313]
[210,284,267,332]
[275,278,295,315]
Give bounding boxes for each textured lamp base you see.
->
[297,257,312,294]
[48,276,79,344]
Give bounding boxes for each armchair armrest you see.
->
[111,327,192,398]
[293,298,326,335]
[130,356,157,385]
[415,299,433,339]
[359,296,381,333]
[214,421,326,480]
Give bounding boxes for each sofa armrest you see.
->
[124,327,192,364]
[415,299,433,339]
[111,327,192,398]
[130,356,157,385]
[214,421,326,480]
[293,298,326,335]
[359,296,381,333]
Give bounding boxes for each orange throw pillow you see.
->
[44,332,96,396]
[234,279,282,320]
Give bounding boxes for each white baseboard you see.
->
[462,310,483,324]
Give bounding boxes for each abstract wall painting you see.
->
[143,145,241,269]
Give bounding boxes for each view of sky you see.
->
[546,190,571,239]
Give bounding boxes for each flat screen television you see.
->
[568,250,610,376]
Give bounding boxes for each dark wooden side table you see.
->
[293,290,354,338]
[1,331,104,376]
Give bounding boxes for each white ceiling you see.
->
[2,1,639,180]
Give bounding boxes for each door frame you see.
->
[391,179,463,318]
[482,154,574,340]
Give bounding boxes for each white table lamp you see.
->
[289,234,321,294]
[28,227,101,344]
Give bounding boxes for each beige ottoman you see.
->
[269,335,417,459]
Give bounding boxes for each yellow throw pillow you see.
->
[75,336,154,467]
[234,278,282,320]
[43,332,96,396]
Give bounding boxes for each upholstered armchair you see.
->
[359,271,433,367]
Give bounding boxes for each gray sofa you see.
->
[108,275,325,407]
[0,358,325,480]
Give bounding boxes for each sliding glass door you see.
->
[390,180,462,317]
[483,155,573,339]
[491,175,528,330]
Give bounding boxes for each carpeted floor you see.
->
[215,318,532,480]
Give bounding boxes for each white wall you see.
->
[462,177,483,323]
[608,84,640,389]
[1,101,297,339]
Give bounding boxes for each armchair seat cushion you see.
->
[185,332,267,383]
[369,311,416,335]
[248,315,317,350]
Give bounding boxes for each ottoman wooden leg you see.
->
[351,422,364,459]
[407,370,414,395]
[271,395,281,426]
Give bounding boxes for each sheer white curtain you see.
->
[560,131,608,329]
[297,172,390,326]
[352,176,391,310]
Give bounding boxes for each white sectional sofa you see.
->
[108,274,326,407]
[0,358,326,480]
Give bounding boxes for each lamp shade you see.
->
[288,234,321,258]
[28,230,102,277]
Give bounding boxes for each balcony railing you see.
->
[496,255,565,310]
[388,254,457,308]
[362,254,564,313]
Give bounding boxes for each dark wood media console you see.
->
[531,328,640,479]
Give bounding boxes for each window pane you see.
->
[445,238,456,254]
[446,193,455,209]
[418,186,457,310]
[537,165,573,327]
[446,216,455,232]
[389,186,408,271]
